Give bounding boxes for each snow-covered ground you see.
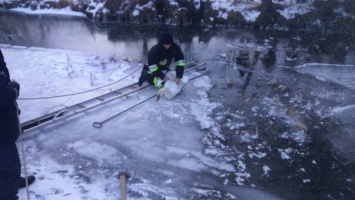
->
[10,6,86,17]
[3,45,138,122]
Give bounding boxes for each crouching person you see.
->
[138,33,186,87]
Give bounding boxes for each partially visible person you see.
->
[138,33,186,87]
[0,49,35,200]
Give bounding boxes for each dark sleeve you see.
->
[0,50,11,83]
[147,45,166,80]
[0,83,20,109]
[173,45,185,79]
[0,49,4,63]
[3,67,10,82]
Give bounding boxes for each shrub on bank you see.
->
[0,0,354,37]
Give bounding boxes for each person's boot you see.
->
[19,175,36,188]
[138,75,144,86]
[138,70,148,86]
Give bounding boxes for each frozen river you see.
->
[1,11,355,200]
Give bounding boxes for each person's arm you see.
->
[0,49,5,64]
[0,81,20,108]
[147,46,167,80]
[0,50,11,83]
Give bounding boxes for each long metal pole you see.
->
[92,94,157,128]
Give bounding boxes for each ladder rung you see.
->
[96,97,105,101]
[129,85,138,90]
[77,104,86,108]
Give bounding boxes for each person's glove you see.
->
[8,81,20,98]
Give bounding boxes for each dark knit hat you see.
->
[160,33,174,45]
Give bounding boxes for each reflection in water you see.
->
[0,11,220,62]
[239,50,260,95]
[1,14,354,114]
[1,11,354,67]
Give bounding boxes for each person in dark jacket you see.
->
[0,49,35,200]
[138,33,186,87]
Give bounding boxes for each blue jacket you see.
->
[0,49,21,146]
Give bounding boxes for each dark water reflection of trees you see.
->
[1,11,353,66]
